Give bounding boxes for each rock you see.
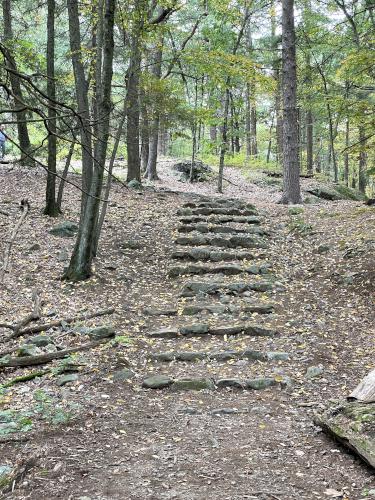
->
[182,304,227,316]
[180,280,272,298]
[171,377,215,391]
[28,243,40,251]
[16,344,40,357]
[267,352,290,361]
[243,302,274,314]
[242,350,267,361]
[210,408,243,415]
[229,235,267,249]
[27,335,53,347]
[57,249,69,262]
[120,240,143,250]
[49,221,78,237]
[306,365,324,379]
[180,324,210,336]
[245,265,270,275]
[148,328,179,339]
[316,244,330,254]
[246,377,277,390]
[179,281,220,297]
[177,352,206,361]
[57,374,79,386]
[142,375,173,389]
[87,325,115,340]
[112,369,134,382]
[144,308,177,316]
[209,326,244,336]
[209,351,239,361]
[172,160,212,182]
[127,179,143,189]
[216,378,245,389]
[44,344,58,353]
[191,207,257,216]
[243,325,276,337]
[0,464,12,487]
[179,215,261,225]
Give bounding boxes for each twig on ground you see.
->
[0,199,30,283]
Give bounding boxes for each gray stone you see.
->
[243,325,276,337]
[112,369,134,382]
[150,352,176,362]
[177,352,206,361]
[127,179,143,189]
[179,281,220,297]
[306,365,324,379]
[210,408,243,415]
[57,249,69,262]
[242,350,267,361]
[216,378,245,389]
[27,335,53,347]
[57,374,79,386]
[209,351,239,361]
[0,464,12,484]
[120,240,143,250]
[245,265,271,275]
[17,344,40,357]
[316,244,330,254]
[180,324,210,336]
[87,325,115,340]
[171,377,215,391]
[142,375,173,389]
[28,243,41,251]
[267,352,290,361]
[182,304,227,316]
[49,221,78,237]
[229,235,267,249]
[148,328,179,339]
[243,302,275,314]
[209,326,244,336]
[246,377,277,390]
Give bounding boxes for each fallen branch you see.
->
[0,199,30,283]
[7,307,115,339]
[1,369,50,387]
[12,289,42,336]
[0,339,110,368]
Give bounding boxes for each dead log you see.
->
[0,199,30,283]
[348,368,375,403]
[7,307,115,339]
[0,339,110,368]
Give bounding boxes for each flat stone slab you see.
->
[179,216,261,225]
[177,224,267,236]
[243,302,275,314]
[171,248,258,262]
[149,349,287,363]
[169,263,270,278]
[144,308,177,316]
[182,200,257,211]
[171,377,216,391]
[179,280,272,297]
[177,207,257,217]
[315,401,375,468]
[182,303,230,315]
[147,323,277,338]
[175,235,267,249]
[143,375,285,391]
[142,375,173,389]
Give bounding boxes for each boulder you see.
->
[216,378,245,389]
[172,160,212,182]
[57,374,79,386]
[127,179,142,190]
[180,324,210,336]
[112,369,135,382]
[49,221,78,238]
[87,325,115,340]
[171,377,215,391]
[27,335,53,347]
[142,375,173,389]
[245,377,277,390]
[148,328,179,339]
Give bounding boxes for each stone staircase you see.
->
[141,196,292,393]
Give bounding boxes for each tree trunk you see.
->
[280,0,302,204]
[145,42,163,180]
[140,87,149,173]
[358,126,367,194]
[245,83,251,160]
[2,0,32,165]
[250,101,257,156]
[217,88,230,193]
[126,29,141,182]
[64,0,116,281]
[57,139,76,212]
[306,109,313,175]
[344,118,349,186]
[44,0,60,216]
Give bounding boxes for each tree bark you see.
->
[344,118,349,186]
[280,0,302,204]
[217,88,230,193]
[145,42,163,180]
[44,0,60,216]
[306,109,313,175]
[2,0,32,165]
[64,0,116,281]
[358,126,367,194]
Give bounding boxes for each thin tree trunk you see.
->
[44,0,59,216]
[266,111,275,163]
[250,102,257,156]
[344,118,349,186]
[280,0,302,204]
[358,126,367,193]
[57,139,76,212]
[217,88,230,193]
[2,0,32,165]
[145,42,163,180]
[245,83,251,160]
[140,87,149,173]
[64,0,116,281]
[306,109,313,175]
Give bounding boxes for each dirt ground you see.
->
[0,161,374,500]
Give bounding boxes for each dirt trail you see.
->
[0,163,374,499]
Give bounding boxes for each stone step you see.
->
[181,301,275,316]
[171,247,260,262]
[168,263,270,278]
[182,200,257,211]
[175,235,267,249]
[148,323,277,339]
[179,215,261,225]
[149,350,289,363]
[177,224,268,236]
[179,280,272,297]
[177,207,258,217]
[142,374,288,391]
[144,307,177,317]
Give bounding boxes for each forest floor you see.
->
[0,159,374,500]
